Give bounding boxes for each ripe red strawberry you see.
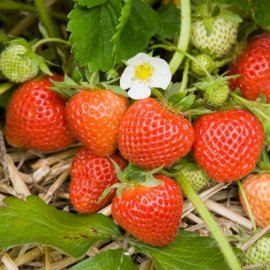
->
[5,75,75,151]
[65,90,128,157]
[240,173,270,228]
[69,147,127,214]
[229,33,270,102]
[118,98,194,169]
[193,109,264,182]
[112,175,183,246]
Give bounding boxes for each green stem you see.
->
[175,174,242,270]
[0,1,34,13]
[34,0,59,38]
[151,44,213,81]
[32,38,70,52]
[230,92,270,121]
[237,180,257,233]
[215,58,234,69]
[169,0,191,75]
[0,0,67,21]
[180,59,190,93]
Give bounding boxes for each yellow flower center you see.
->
[134,63,154,81]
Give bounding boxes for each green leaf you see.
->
[76,0,108,8]
[157,4,180,40]
[67,0,122,71]
[219,0,250,12]
[113,0,163,61]
[135,230,232,270]
[168,92,187,107]
[164,82,183,101]
[71,249,138,270]
[0,196,120,257]
[0,87,15,109]
[251,0,270,28]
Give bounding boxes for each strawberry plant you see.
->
[1,0,270,269]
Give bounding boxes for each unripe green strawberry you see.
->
[177,163,210,192]
[243,235,270,270]
[191,54,214,77]
[203,83,229,106]
[0,44,39,83]
[191,18,237,57]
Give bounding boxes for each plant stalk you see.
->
[34,0,59,38]
[237,180,257,233]
[151,44,213,81]
[180,59,190,93]
[0,0,67,21]
[175,173,242,270]
[32,38,70,52]
[169,0,191,75]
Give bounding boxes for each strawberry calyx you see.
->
[257,148,270,173]
[230,91,270,149]
[98,161,163,203]
[50,68,128,99]
[194,74,239,107]
[192,0,242,33]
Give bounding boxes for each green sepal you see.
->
[50,75,81,98]
[98,83,128,97]
[230,91,270,149]
[192,0,243,31]
[106,161,164,199]
[97,182,123,203]
[164,82,184,102]
[257,147,270,172]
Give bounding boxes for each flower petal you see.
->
[149,57,171,74]
[128,82,151,100]
[127,53,151,66]
[149,72,172,89]
[120,66,134,89]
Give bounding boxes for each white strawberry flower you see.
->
[120,53,172,100]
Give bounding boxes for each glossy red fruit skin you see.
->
[118,98,194,169]
[5,75,75,151]
[229,33,270,102]
[193,109,264,182]
[65,90,129,157]
[112,175,183,246]
[69,147,127,214]
[240,173,270,228]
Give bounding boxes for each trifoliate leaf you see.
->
[67,0,122,71]
[0,196,120,257]
[76,0,108,8]
[135,230,232,270]
[71,249,138,270]
[113,0,163,61]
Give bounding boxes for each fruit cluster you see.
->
[1,1,270,268]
